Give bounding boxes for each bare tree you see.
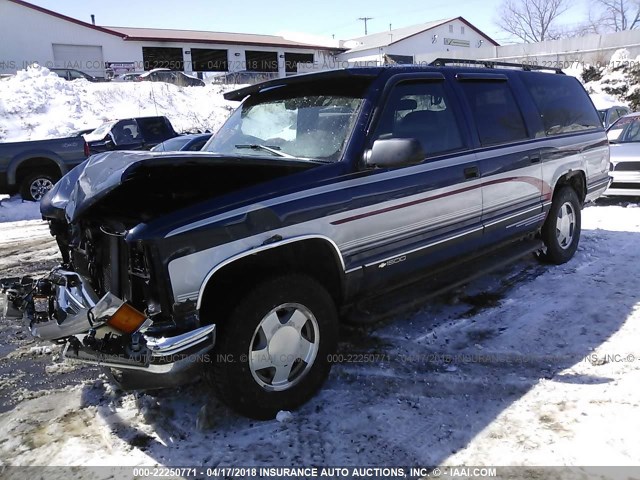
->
[591,0,640,32]
[496,0,572,42]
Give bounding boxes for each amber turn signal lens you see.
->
[106,303,146,334]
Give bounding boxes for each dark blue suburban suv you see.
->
[16,60,610,419]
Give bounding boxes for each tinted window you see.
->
[372,81,465,157]
[112,121,141,145]
[187,139,209,151]
[521,73,601,136]
[138,117,173,143]
[459,81,528,146]
[610,109,621,124]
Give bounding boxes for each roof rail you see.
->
[429,58,564,74]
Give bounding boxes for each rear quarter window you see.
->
[521,73,602,136]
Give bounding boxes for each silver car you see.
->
[606,112,640,196]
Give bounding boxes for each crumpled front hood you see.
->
[41,151,316,224]
[41,151,147,222]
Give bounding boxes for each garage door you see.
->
[52,44,105,78]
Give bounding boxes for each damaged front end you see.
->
[3,151,314,390]
[1,269,215,389]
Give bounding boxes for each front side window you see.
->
[459,81,529,146]
[205,85,366,161]
[371,81,465,157]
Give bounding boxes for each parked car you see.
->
[604,112,640,196]
[50,68,105,82]
[151,133,212,152]
[83,116,178,154]
[210,70,277,86]
[137,68,205,87]
[3,60,609,419]
[112,72,145,82]
[0,135,88,201]
[598,105,631,128]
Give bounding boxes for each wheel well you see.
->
[15,158,62,186]
[198,239,344,326]
[554,171,586,205]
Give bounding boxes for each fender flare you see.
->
[195,234,346,310]
[7,150,69,186]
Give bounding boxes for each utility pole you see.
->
[358,17,373,35]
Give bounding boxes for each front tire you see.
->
[538,186,581,264]
[206,274,338,419]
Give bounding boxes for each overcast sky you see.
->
[26,0,588,45]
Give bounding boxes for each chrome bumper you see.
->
[64,324,216,374]
[30,269,99,339]
[29,268,216,376]
[604,171,640,196]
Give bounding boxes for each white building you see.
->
[338,17,499,66]
[0,0,341,79]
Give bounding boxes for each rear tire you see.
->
[538,186,581,264]
[20,173,58,201]
[206,274,338,419]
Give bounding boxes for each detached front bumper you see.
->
[2,268,216,387]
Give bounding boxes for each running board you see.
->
[348,238,544,324]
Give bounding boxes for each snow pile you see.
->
[574,48,640,110]
[0,194,42,222]
[0,64,241,142]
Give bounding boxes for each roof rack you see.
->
[429,58,564,74]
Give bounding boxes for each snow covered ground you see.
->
[0,200,639,477]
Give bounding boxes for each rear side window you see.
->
[138,117,172,143]
[521,73,601,136]
[459,81,529,146]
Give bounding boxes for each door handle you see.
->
[529,155,541,164]
[464,166,479,179]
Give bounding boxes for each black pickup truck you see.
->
[3,60,610,419]
[0,135,88,201]
[84,116,178,154]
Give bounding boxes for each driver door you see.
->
[337,77,484,290]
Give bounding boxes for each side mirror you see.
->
[364,138,426,168]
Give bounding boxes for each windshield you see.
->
[89,121,117,138]
[205,89,365,162]
[607,115,640,142]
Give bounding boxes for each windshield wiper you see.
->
[235,144,295,158]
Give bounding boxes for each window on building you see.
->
[459,80,529,146]
[142,47,184,71]
[520,74,602,136]
[449,24,453,33]
[372,81,466,157]
[461,26,465,34]
[191,48,228,72]
[284,53,314,73]
[245,51,278,72]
